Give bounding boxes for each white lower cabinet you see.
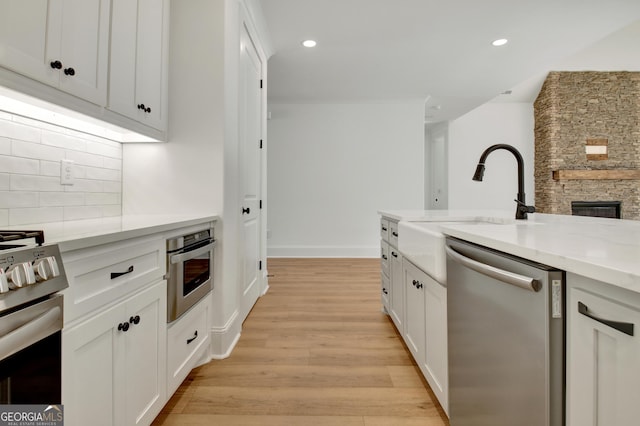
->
[567,273,640,426]
[379,217,448,415]
[403,260,425,361]
[403,259,448,415]
[167,293,212,396]
[381,273,390,312]
[389,247,404,333]
[424,272,448,414]
[63,280,167,426]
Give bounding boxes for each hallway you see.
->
[153,258,449,425]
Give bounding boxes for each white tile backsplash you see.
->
[0,137,10,154]
[0,113,122,225]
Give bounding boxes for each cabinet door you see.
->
[424,274,448,414]
[389,248,404,332]
[124,281,167,426]
[0,0,109,105]
[0,0,61,87]
[403,260,425,362]
[381,272,390,313]
[58,0,110,105]
[568,286,640,426]
[63,301,125,426]
[109,0,167,130]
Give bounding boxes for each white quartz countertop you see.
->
[379,210,640,293]
[13,214,219,252]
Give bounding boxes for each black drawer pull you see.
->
[381,226,388,231]
[391,251,398,258]
[392,231,398,237]
[111,265,134,280]
[578,301,634,336]
[187,330,198,344]
[381,254,387,260]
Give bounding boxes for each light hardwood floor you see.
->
[152,258,449,426]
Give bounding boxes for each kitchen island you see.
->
[380,210,640,291]
[379,210,640,426]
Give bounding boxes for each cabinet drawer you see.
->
[381,272,390,311]
[381,241,390,277]
[380,219,390,241]
[389,221,399,246]
[62,235,166,324]
[167,294,211,395]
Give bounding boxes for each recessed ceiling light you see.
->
[302,40,317,48]
[492,38,508,47]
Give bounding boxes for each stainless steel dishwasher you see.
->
[445,237,565,426]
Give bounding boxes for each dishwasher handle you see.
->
[445,245,541,292]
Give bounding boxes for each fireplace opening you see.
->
[571,201,621,219]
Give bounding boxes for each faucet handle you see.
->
[514,199,536,213]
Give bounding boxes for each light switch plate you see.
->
[60,159,75,185]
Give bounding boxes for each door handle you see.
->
[578,301,634,336]
[242,207,250,215]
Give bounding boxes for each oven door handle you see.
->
[0,298,63,361]
[169,240,216,265]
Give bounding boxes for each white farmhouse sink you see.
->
[398,218,513,284]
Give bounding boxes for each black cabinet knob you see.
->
[118,322,130,332]
[412,279,417,287]
[242,207,250,214]
[129,315,141,325]
[64,67,75,76]
[416,282,423,289]
[137,104,152,113]
[50,60,62,69]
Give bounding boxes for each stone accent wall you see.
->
[534,71,640,219]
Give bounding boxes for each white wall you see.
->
[447,102,535,211]
[267,102,425,257]
[0,111,122,225]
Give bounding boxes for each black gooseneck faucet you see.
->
[472,144,536,220]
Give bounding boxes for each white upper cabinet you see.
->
[0,0,110,105]
[109,0,169,131]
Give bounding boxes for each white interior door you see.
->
[238,24,262,323]
[426,123,448,209]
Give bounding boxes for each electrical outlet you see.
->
[60,159,75,185]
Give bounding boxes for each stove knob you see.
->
[34,257,61,281]
[0,269,9,293]
[7,262,36,288]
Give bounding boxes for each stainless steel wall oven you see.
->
[166,228,215,322]
[0,231,68,405]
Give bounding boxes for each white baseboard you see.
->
[267,245,379,258]
[209,309,241,359]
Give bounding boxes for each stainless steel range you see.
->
[0,230,68,404]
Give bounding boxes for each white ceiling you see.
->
[257,0,640,122]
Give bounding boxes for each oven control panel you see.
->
[0,244,68,313]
